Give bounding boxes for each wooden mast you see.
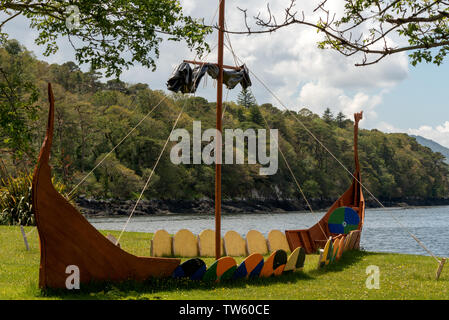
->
[215,0,225,260]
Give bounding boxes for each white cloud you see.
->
[2,0,411,126]
[376,121,402,133]
[5,0,447,154]
[376,121,449,149]
[181,0,197,14]
[407,122,449,149]
[201,0,410,121]
[296,81,384,123]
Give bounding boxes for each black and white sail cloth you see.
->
[167,62,251,94]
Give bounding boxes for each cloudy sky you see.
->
[2,0,449,148]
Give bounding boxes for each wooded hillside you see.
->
[1,40,448,203]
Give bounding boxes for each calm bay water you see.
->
[88,205,449,257]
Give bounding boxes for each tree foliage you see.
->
[336,111,347,128]
[0,169,71,226]
[0,42,448,205]
[233,0,449,66]
[237,87,257,108]
[322,108,334,124]
[0,39,40,158]
[0,0,211,77]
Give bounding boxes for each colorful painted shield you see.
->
[260,250,287,277]
[284,247,305,273]
[328,207,360,234]
[233,253,264,280]
[319,237,332,268]
[172,258,207,280]
[202,256,237,282]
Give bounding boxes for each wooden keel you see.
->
[32,84,180,289]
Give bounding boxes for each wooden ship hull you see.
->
[285,171,365,254]
[32,84,180,289]
[31,0,364,287]
[32,84,365,289]
[286,113,365,254]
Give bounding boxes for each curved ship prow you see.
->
[32,84,180,289]
[285,112,365,254]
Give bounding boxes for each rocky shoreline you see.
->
[76,197,449,217]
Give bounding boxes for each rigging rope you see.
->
[224,48,441,264]
[222,88,230,119]
[254,88,328,239]
[67,4,223,198]
[67,94,169,197]
[222,33,326,236]
[115,31,222,242]
[116,99,188,244]
[68,0,224,198]
[250,69,441,263]
[224,19,239,68]
[222,38,314,211]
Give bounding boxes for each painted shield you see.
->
[172,258,207,280]
[233,253,264,280]
[328,207,360,234]
[202,256,237,282]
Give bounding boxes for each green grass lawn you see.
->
[1,225,448,300]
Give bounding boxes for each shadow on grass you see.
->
[308,250,375,277]
[38,251,373,300]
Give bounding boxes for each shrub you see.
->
[0,171,72,226]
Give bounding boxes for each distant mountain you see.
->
[410,135,449,164]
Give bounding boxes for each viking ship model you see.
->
[32,0,365,289]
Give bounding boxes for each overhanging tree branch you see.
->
[220,0,449,66]
[0,0,212,77]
